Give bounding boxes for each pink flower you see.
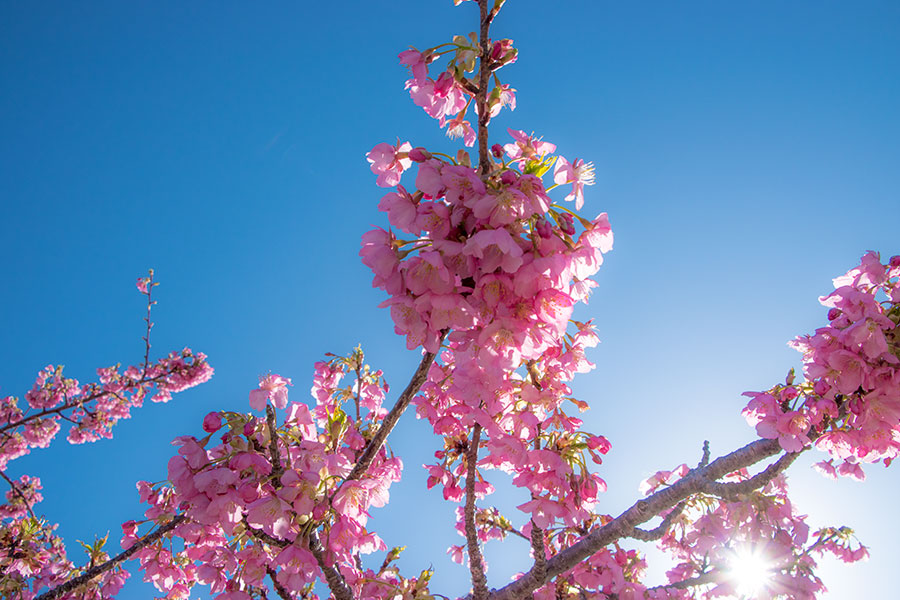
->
[446,114,476,147]
[366,140,412,187]
[503,128,556,161]
[553,156,595,210]
[249,374,292,411]
[398,48,430,83]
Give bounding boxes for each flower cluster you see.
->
[399,31,517,146]
[743,252,900,478]
[648,472,867,600]
[130,348,433,600]
[0,274,212,600]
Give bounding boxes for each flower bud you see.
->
[202,411,223,433]
[535,218,553,239]
[409,147,432,162]
[500,170,517,185]
[491,143,504,158]
[559,213,576,235]
[827,308,841,321]
[890,255,900,268]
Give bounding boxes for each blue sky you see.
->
[1,1,898,598]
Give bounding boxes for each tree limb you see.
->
[308,530,353,600]
[465,424,489,600]
[487,439,788,600]
[342,344,442,484]
[34,514,186,600]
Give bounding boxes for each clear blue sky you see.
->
[1,1,898,598]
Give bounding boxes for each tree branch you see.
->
[308,530,353,600]
[530,522,547,583]
[0,469,38,521]
[476,0,494,176]
[267,566,292,600]
[487,438,786,600]
[465,424,489,600]
[342,345,441,484]
[629,500,687,542]
[266,403,284,487]
[35,514,186,600]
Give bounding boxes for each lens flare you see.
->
[729,546,773,597]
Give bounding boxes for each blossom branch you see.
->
[476,0,496,175]
[266,566,292,600]
[265,403,284,486]
[699,450,802,501]
[34,514,186,600]
[486,438,785,600]
[629,500,687,543]
[343,344,442,484]
[464,423,489,600]
[644,571,720,593]
[530,522,547,583]
[0,469,38,521]
[308,530,353,600]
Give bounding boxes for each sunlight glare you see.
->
[729,547,773,597]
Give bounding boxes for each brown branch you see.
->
[35,514,186,600]
[342,344,442,484]
[267,566,292,600]
[530,522,547,583]
[0,470,38,521]
[629,500,687,542]
[465,424,489,600]
[266,403,284,487]
[244,518,290,548]
[645,570,720,592]
[476,0,494,176]
[487,438,785,600]
[700,450,802,501]
[0,373,170,435]
[308,530,353,600]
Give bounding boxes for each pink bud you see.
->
[827,308,841,321]
[409,147,432,162]
[243,420,256,437]
[559,213,576,236]
[491,143,504,158]
[535,218,553,239]
[890,255,900,268]
[202,411,223,433]
[500,170,517,185]
[813,379,830,396]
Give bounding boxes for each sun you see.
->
[728,546,774,598]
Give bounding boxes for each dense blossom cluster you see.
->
[743,252,900,479]
[128,349,435,600]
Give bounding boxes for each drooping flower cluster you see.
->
[743,252,900,478]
